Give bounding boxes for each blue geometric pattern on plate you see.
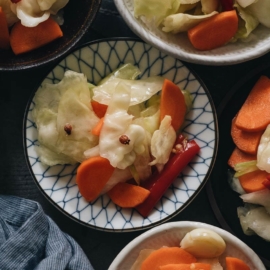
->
[24,39,217,232]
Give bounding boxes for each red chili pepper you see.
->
[136,134,200,217]
[220,0,234,11]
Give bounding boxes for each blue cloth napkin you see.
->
[0,195,94,270]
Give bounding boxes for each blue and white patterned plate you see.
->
[24,38,218,232]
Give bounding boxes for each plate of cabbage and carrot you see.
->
[207,63,270,267]
[24,38,217,232]
[114,0,270,65]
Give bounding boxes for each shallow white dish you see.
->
[24,38,217,232]
[114,0,270,66]
[109,221,266,269]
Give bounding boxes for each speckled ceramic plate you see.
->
[114,0,270,66]
[108,221,266,270]
[24,38,218,232]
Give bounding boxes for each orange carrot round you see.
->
[91,117,104,136]
[231,117,263,155]
[235,76,270,132]
[10,18,63,55]
[226,257,251,270]
[160,79,186,131]
[0,7,10,49]
[107,182,150,208]
[238,170,269,193]
[76,156,115,201]
[160,263,211,270]
[91,101,108,118]
[228,147,256,169]
[187,10,238,51]
[140,247,197,270]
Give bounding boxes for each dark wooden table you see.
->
[1,1,270,269]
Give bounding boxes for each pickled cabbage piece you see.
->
[257,124,270,172]
[233,2,259,40]
[97,63,141,85]
[201,0,219,14]
[238,206,270,241]
[92,76,164,106]
[240,189,270,213]
[162,11,218,33]
[0,0,19,26]
[247,0,270,28]
[149,115,176,172]
[99,82,146,170]
[134,0,181,26]
[10,0,68,27]
[32,70,99,165]
[236,0,257,8]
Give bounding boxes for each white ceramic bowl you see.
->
[114,0,270,66]
[108,221,266,270]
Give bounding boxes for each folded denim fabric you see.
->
[0,195,94,270]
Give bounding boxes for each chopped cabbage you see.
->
[236,0,258,8]
[10,0,68,27]
[238,206,270,241]
[98,82,146,170]
[233,2,259,40]
[201,0,219,14]
[149,115,176,172]
[134,0,181,26]
[247,0,270,28]
[92,76,164,106]
[162,11,218,33]
[240,189,270,213]
[257,124,270,172]
[32,70,99,165]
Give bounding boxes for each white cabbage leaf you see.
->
[236,0,258,8]
[162,11,218,33]
[32,70,99,165]
[257,124,270,172]
[149,115,176,172]
[92,76,164,106]
[134,0,181,26]
[233,2,259,40]
[238,206,270,241]
[98,82,146,170]
[247,0,270,28]
[240,189,270,213]
[98,63,141,85]
[0,0,19,26]
[10,0,68,27]
[201,0,219,14]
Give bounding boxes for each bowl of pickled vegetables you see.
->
[24,38,218,232]
[0,0,101,70]
[114,0,270,65]
[109,221,266,269]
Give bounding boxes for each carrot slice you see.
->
[235,76,270,132]
[228,147,256,169]
[226,257,250,270]
[91,101,108,118]
[140,247,197,270]
[10,18,63,55]
[0,7,10,49]
[160,79,186,131]
[107,182,150,208]
[91,117,104,136]
[76,156,115,201]
[238,169,269,193]
[159,263,211,270]
[231,117,263,155]
[187,10,238,50]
